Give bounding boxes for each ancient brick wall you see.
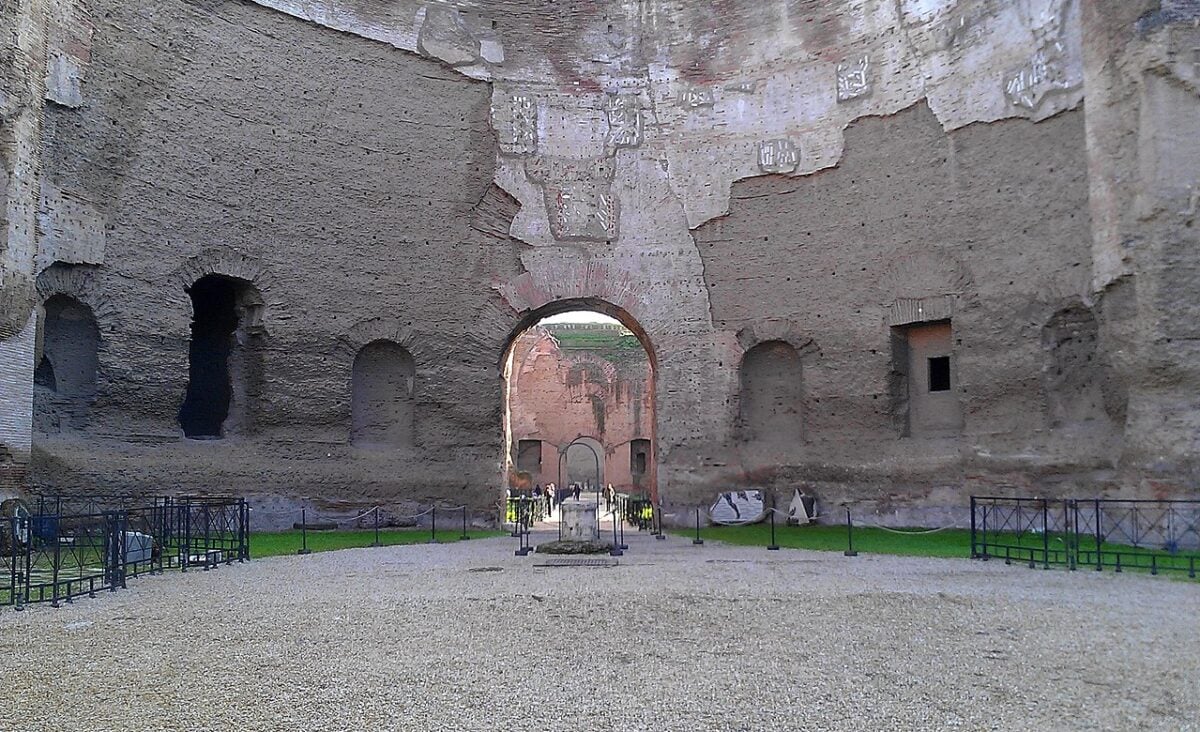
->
[507,325,653,494]
[4,0,1197,527]
[26,0,525,522]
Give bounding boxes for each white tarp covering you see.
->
[710,490,767,525]
[788,490,815,525]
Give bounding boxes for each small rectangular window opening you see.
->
[928,356,951,392]
[631,439,650,476]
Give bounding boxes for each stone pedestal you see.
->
[561,500,599,542]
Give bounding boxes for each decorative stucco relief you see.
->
[525,157,619,243]
[836,56,872,103]
[605,94,642,150]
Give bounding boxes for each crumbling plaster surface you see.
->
[693,103,1123,518]
[0,0,52,491]
[1080,0,1200,483]
[251,0,1085,227]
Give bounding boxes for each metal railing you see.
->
[971,496,1199,577]
[2,496,249,609]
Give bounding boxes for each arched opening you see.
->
[738,340,804,455]
[562,437,603,489]
[351,339,416,448]
[33,295,99,433]
[501,300,657,525]
[1042,302,1107,427]
[178,274,265,439]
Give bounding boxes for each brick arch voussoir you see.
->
[172,247,275,293]
[735,319,819,361]
[492,262,662,362]
[339,318,434,369]
[35,265,116,332]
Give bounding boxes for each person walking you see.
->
[572,483,582,501]
[545,482,555,515]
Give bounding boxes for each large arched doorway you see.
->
[501,300,657,526]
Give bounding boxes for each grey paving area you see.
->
[3,533,1199,731]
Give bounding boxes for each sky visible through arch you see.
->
[537,310,623,326]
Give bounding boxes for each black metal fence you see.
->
[618,493,655,531]
[2,495,249,609]
[971,496,1199,577]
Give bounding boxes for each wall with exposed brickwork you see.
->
[1,0,1196,527]
[508,325,653,494]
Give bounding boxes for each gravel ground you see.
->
[3,531,1199,731]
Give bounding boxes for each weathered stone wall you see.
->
[27,0,526,525]
[1080,0,1200,496]
[508,324,653,493]
[0,0,51,495]
[693,103,1118,524]
[5,0,1196,527]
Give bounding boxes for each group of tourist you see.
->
[528,482,620,515]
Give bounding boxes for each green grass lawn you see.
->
[249,528,505,558]
[676,523,1200,579]
[676,523,973,558]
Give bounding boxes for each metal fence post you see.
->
[373,507,381,547]
[460,506,470,541]
[1070,496,1080,571]
[202,503,212,570]
[980,499,990,561]
[1093,499,1103,572]
[655,501,666,541]
[609,508,623,557]
[51,516,62,608]
[844,507,858,557]
[11,516,23,611]
[767,509,780,551]
[23,515,34,607]
[298,508,312,555]
[693,507,704,546]
[969,496,977,558]
[515,502,533,556]
[182,501,192,571]
[240,500,250,562]
[429,506,439,544]
[1041,499,1050,569]
[118,511,129,589]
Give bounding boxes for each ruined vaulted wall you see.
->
[16,0,1200,525]
[692,103,1120,517]
[30,0,524,515]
